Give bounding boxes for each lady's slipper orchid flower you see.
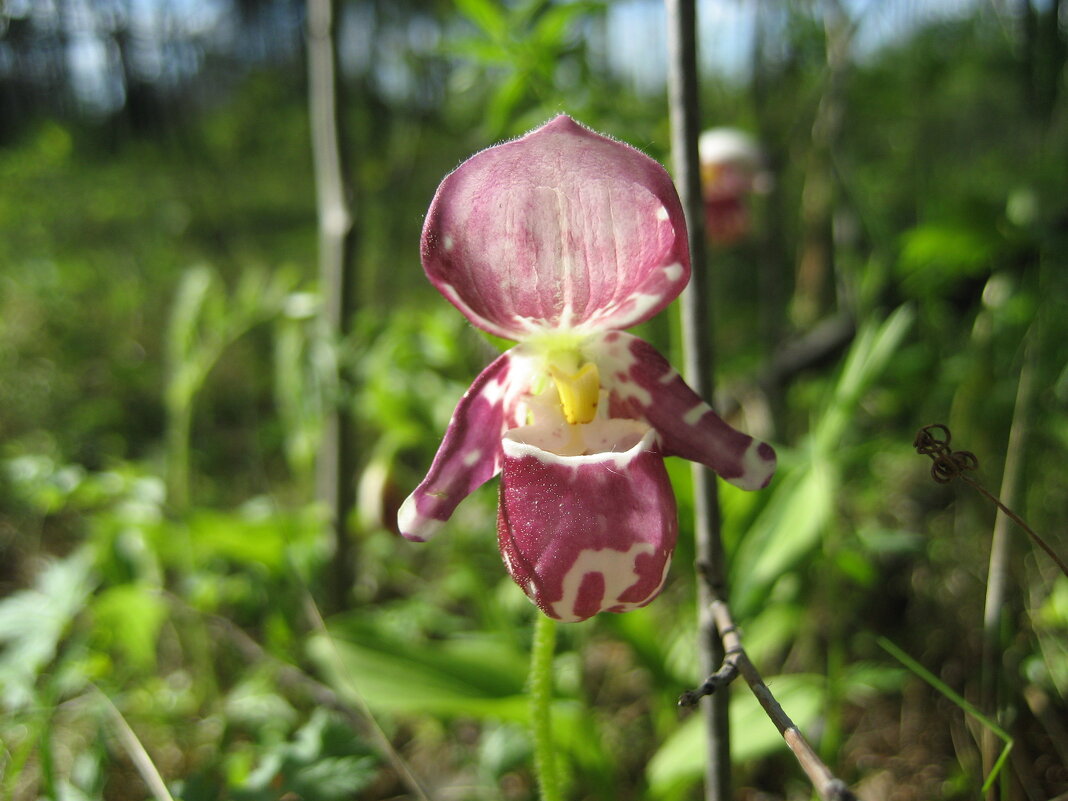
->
[399,116,776,622]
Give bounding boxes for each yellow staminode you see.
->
[549,362,600,425]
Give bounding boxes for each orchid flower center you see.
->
[549,362,600,425]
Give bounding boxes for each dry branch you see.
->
[680,596,859,801]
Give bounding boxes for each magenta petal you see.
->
[398,349,523,542]
[596,332,777,490]
[497,426,677,622]
[422,116,691,339]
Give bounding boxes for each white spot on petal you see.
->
[444,235,455,251]
[663,262,684,282]
[551,543,657,622]
[658,368,679,385]
[462,448,482,467]
[481,379,505,405]
[656,205,670,221]
[683,403,708,426]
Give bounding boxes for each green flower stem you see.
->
[529,613,562,801]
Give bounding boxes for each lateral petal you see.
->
[422,116,690,340]
[592,332,777,490]
[497,423,677,622]
[398,349,526,542]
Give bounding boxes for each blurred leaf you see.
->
[307,627,530,720]
[89,583,167,671]
[0,548,96,709]
[224,671,299,732]
[897,221,1000,297]
[454,0,509,40]
[740,603,805,667]
[486,70,533,141]
[444,36,512,66]
[729,461,834,619]
[274,301,328,482]
[833,547,877,587]
[167,265,298,412]
[855,526,925,556]
[150,507,320,573]
[533,2,603,47]
[841,662,907,697]
[731,308,915,618]
[599,605,691,687]
[479,723,532,781]
[233,709,377,801]
[814,305,915,452]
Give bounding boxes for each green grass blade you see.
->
[878,637,1012,792]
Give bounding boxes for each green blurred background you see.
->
[1,1,1067,799]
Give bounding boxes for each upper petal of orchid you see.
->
[398,348,529,542]
[590,332,777,490]
[422,116,691,340]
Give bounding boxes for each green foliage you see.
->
[448,0,608,137]
[309,619,530,719]
[729,306,915,619]
[228,710,378,801]
[2,2,1067,800]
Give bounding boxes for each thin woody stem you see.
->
[664,1,731,798]
[680,597,859,801]
[307,0,358,612]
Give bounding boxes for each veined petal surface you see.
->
[497,423,677,622]
[422,116,690,340]
[591,332,777,491]
[398,349,526,542]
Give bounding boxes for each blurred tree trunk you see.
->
[792,1,852,327]
[114,0,164,134]
[1020,0,1066,120]
[750,0,791,434]
[307,0,358,612]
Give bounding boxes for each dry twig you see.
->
[679,595,859,801]
[913,423,1068,578]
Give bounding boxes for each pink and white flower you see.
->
[399,116,776,622]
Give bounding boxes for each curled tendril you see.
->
[913,424,978,484]
[912,422,1068,578]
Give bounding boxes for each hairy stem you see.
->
[530,614,562,801]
